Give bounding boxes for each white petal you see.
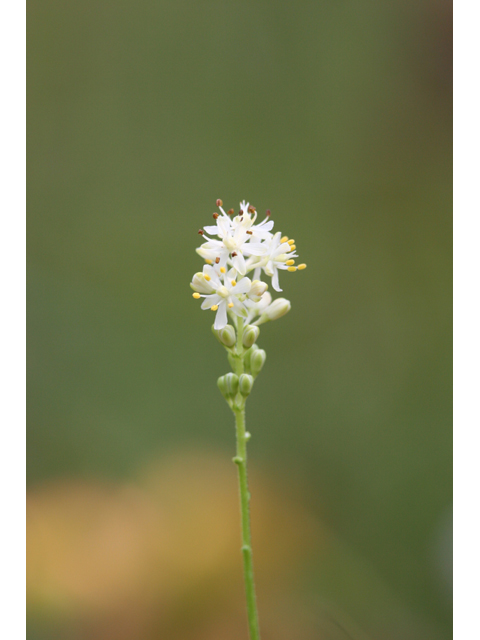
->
[201,294,221,310]
[271,268,282,292]
[273,243,291,258]
[196,246,215,261]
[214,301,228,330]
[271,232,281,251]
[230,296,248,317]
[232,253,246,275]
[244,243,267,256]
[201,239,223,250]
[204,264,222,287]
[233,277,251,294]
[218,217,231,237]
[226,267,237,281]
[257,219,274,231]
[203,225,220,235]
[252,228,274,240]
[258,291,272,311]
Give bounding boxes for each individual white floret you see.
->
[245,232,300,291]
[191,266,251,330]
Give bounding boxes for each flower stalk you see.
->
[190,199,307,639]
[234,406,260,640]
[229,319,261,640]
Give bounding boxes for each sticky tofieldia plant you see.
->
[190,199,306,640]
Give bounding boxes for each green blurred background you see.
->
[27,1,452,638]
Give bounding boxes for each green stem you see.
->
[234,406,261,640]
[231,317,261,640]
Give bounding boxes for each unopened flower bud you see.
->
[242,325,260,348]
[265,298,291,321]
[216,324,236,347]
[217,373,239,400]
[243,344,258,373]
[238,374,254,397]
[248,280,268,302]
[250,349,266,377]
[191,272,212,294]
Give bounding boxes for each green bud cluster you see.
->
[214,320,268,412]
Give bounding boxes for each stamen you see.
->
[205,259,213,264]
[204,274,211,281]
[216,199,223,207]
[287,266,297,272]
[213,213,219,219]
[192,292,201,299]
[297,263,307,270]
[288,239,295,245]
[198,229,204,235]
[220,267,226,273]
[228,208,234,215]
[215,257,220,264]
[265,209,271,216]
[231,252,238,257]
[285,259,295,266]
[290,244,296,251]
[211,305,219,311]
[281,236,289,243]
[228,302,234,308]
[248,206,256,213]
[246,230,253,235]
[231,280,237,286]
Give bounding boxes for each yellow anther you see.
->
[204,274,211,281]
[220,266,226,273]
[211,305,218,311]
[205,259,213,264]
[192,292,201,299]
[297,263,307,270]
[288,239,295,245]
[228,302,234,308]
[285,259,295,266]
[280,236,289,243]
[290,244,296,251]
[287,266,297,272]
[231,280,237,286]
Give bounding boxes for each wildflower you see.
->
[190,198,307,640]
[244,232,300,291]
[191,266,251,330]
[198,201,275,275]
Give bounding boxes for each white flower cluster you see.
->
[191,200,306,330]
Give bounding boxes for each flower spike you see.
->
[190,198,306,640]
